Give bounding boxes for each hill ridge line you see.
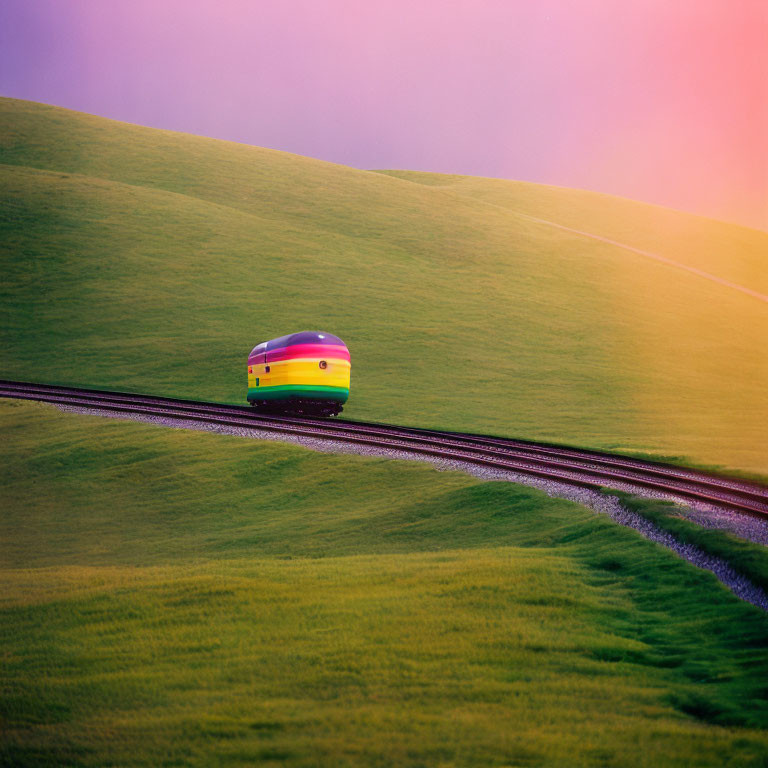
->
[372,171,768,301]
[5,156,765,303]
[0,161,313,230]
[372,169,768,235]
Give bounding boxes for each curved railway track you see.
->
[2,379,767,516]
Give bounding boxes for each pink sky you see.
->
[2,0,766,229]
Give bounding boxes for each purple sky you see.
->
[2,0,766,229]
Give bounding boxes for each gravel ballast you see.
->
[56,404,768,611]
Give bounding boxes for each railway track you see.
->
[2,379,767,517]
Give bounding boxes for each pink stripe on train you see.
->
[248,343,350,364]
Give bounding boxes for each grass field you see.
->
[2,398,768,767]
[1,97,767,474]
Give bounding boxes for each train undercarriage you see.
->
[249,398,344,417]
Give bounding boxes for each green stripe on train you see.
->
[247,385,349,403]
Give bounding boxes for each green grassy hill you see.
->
[2,97,767,473]
[2,399,768,767]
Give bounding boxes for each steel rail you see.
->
[2,384,764,507]
[2,379,767,516]
[1,380,764,500]
[1,380,758,496]
[0,382,753,489]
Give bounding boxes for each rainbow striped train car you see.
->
[247,331,351,416]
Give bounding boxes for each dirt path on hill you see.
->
[516,211,768,304]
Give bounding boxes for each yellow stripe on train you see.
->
[248,358,351,390]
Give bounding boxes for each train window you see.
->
[319,360,327,369]
[265,365,270,373]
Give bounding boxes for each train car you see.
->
[247,331,350,416]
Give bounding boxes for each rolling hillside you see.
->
[1,97,767,472]
[2,399,768,766]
